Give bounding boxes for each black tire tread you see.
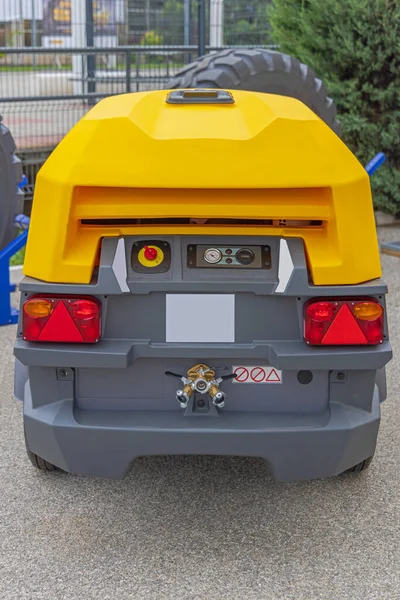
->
[167,48,341,135]
[24,433,60,472]
[343,456,374,474]
[28,451,59,472]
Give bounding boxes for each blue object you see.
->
[18,174,28,190]
[0,229,28,326]
[14,214,30,230]
[365,152,386,176]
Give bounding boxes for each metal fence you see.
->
[0,1,271,48]
[0,45,202,144]
[0,1,273,207]
[0,45,197,201]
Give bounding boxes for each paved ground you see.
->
[1,228,399,600]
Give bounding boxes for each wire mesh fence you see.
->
[0,0,273,205]
[0,1,271,48]
[0,45,199,204]
[1,46,198,144]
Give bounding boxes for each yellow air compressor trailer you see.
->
[14,89,391,480]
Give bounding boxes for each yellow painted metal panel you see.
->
[24,90,381,285]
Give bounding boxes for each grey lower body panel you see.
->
[22,373,382,481]
[15,236,391,481]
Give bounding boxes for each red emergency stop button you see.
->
[137,243,164,268]
[144,245,158,261]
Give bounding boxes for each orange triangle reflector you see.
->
[38,301,84,343]
[322,303,367,345]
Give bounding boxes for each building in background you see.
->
[0,0,124,48]
[42,0,122,49]
[127,0,165,44]
[0,0,44,46]
[0,0,270,48]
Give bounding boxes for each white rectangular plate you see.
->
[166,294,235,343]
[232,366,282,384]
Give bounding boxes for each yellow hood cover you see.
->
[25,89,380,285]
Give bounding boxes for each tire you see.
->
[0,115,23,250]
[24,433,60,472]
[167,48,341,136]
[343,456,374,475]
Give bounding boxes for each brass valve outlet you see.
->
[165,363,237,409]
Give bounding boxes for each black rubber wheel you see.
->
[24,433,60,472]
[0,115,23,250]
[167,48,341,136]
[343,456,374,475]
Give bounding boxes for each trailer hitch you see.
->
[165,363,237,409]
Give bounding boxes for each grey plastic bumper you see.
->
[14,338,392,371]
[23,379,381,481]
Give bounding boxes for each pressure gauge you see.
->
[203,248,222,264]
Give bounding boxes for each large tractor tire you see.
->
[167,48,340,136]
[0,115,23,250]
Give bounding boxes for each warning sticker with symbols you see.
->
[232,366,282,384]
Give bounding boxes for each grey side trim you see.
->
[14,358,29,401]
[275,239,294,293]
[283,238,388,296]
[20,235,388,297]
[375,367,387,402]
[112,238,130,292]
[20,237,124,296]
[14,338,392,371]
[19,277,388,298]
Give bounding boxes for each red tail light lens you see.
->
[304,299,384,345]
[23,296,101,343]
[307,301,335,322]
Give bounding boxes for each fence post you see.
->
[126,51,131,93]
[71,0,86,96]
[135,53,140,92]
[86,0,96,106]
[210,0,224,48]
[32,0,37,70]
[198,0,206,57]
[184,0,192,64]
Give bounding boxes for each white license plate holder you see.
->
[166,294,235,343]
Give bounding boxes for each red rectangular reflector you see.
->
[23,296,101,343]
[304,299,383,345]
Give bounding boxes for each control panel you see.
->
[187,245,271,269]
[131,240,171,273]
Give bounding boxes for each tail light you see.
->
[304,299,384,345]
[23,296,101,343]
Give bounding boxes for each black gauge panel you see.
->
[187,245,271,269]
